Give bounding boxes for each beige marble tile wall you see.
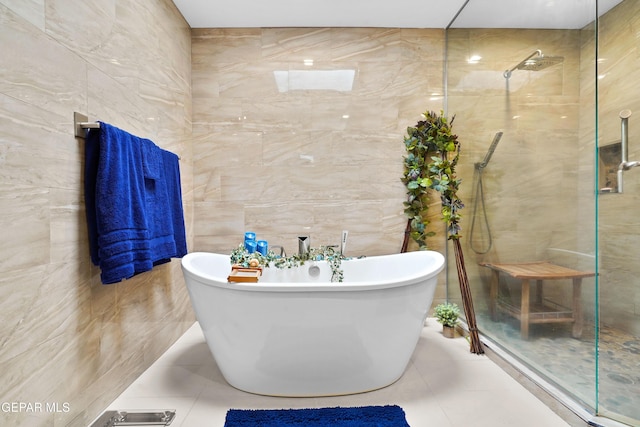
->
[591,0,640,334]
[191,29,446,259]
[0,1,194,426]
[446,28,590,317]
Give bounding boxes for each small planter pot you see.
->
[442,325,456,338]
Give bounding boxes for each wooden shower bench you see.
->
[480,261,595,339]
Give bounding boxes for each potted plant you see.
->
[434,302,460,338]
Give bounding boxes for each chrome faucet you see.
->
[617,109,638,193]
[271,245,286,257]
[326,231,349,256]
[619,160,640,171]
[298,236,310,256]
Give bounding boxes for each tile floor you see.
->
[478,311,640,423]
[103,320,576,427]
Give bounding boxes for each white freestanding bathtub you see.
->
[181,250,445,397]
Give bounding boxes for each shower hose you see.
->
[469,166,492,254]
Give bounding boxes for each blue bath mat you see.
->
[223,405,410,427]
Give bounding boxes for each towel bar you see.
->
[74,112,181,160]
[74,112,99,138]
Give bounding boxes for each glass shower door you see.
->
[445,0,600,421]
[445,1,640,425]
[595,0,640,424]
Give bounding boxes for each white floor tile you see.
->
[104,319,572,427]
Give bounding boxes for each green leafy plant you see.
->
[434,302,460,328]
[401,110,484,353]
[401,110,462,250]
[230,244,346,282]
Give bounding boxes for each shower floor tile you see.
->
[477,311,640,424]
[103,320,575,427]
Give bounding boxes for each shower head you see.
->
[517,55,564,71]
[503,50,564,79]
[476,131,503,170]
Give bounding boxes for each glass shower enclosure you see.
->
[445,1,640,425]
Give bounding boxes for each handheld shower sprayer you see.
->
[470,131,504,254]
[340,230,348,255]
[475,132,503,170]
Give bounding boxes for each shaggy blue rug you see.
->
[223,405,410,427]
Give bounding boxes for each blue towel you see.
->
[84,122,187,284]
[161,149,187,258]
[141,137,162,180]
[142,138,177,264]
[84,127,101,266]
